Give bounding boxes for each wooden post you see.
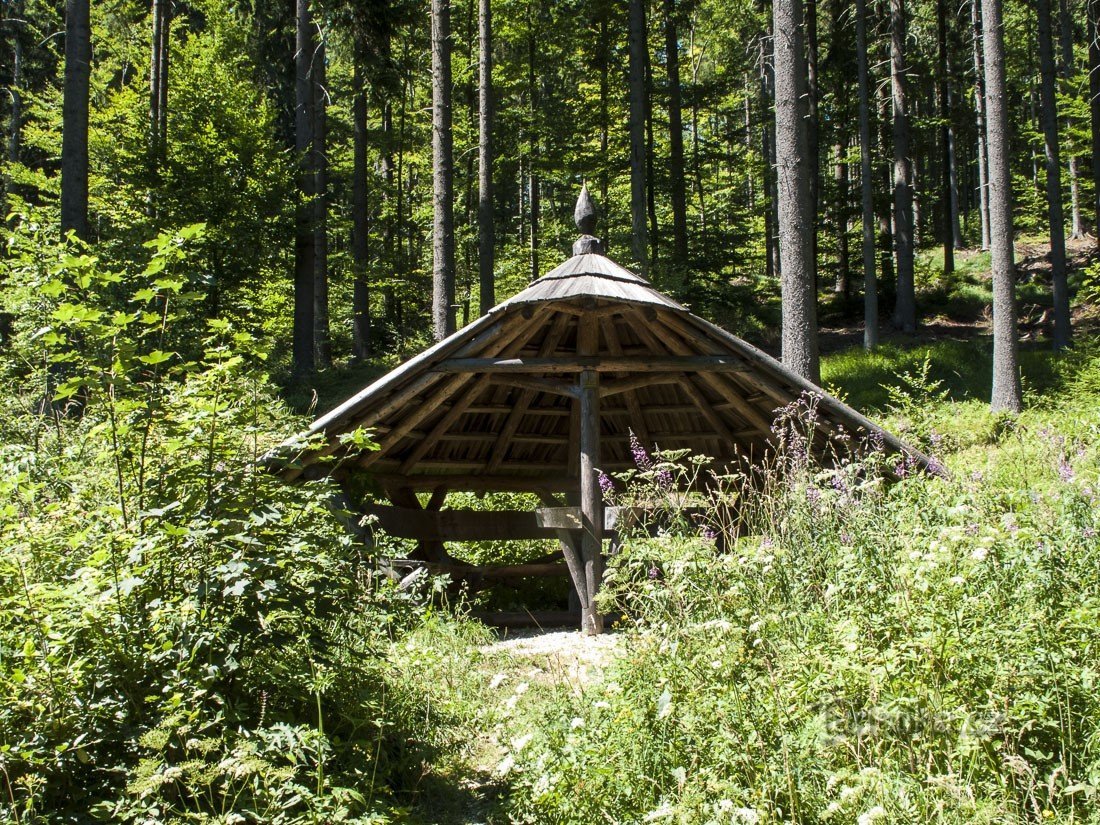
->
[578,365,604,634]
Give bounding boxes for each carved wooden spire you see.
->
[572,184,605,255]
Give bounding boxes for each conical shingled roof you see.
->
[277,235,932,489]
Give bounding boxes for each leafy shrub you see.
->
[501,391,1100,824]
[0,219,438,823]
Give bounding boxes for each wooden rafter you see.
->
[486,312,573,472]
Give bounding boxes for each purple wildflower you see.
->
[830,473,847,493]
[701,527,718,541]
[1057,455,1075,483]
[630,432,651,471]
[648,565,662,580]
[599,472,615,498]
[1083,528,1097,539]
[656,468,674,489]
[760,536,774,549]
[840,531,852,545]
[929,430,944,449]
[806,485,822,504]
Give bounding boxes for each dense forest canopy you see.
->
[2,0,1096,374]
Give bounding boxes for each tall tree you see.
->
[477,0,494,313]
[664,0,688,266]
[981,0,1022,411]
[936,0,962,272]
[61,0,91,240]
[431,0,456,339]
[292,0,316,375]
[890,0,916,333]
[313,31,331,367]
[1090,0,1100,243]
[149,0,169,170]
[806,0,820,272]
[6,2,25,176]
[773,0,820,382]
[856,0,878,349]
[1058,0,1082,239]
[971,0,991,250]
[627,0,648,274]
[833,139,850,295]
[1036,0,1070,349]
[351,62,370,360]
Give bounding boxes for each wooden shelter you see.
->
[274,187,929,633]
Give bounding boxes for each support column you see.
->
[578,367,604,634]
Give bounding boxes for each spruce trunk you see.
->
[1037,0,1070,349]
[773,0,820,383]
[981,0,1022,411]
[431,0,456,340]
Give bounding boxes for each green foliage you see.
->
[498,381,1100,824]
[0,222,472,823]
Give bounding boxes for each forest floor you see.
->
[816,234,1099,354]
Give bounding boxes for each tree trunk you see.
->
[645,42,659,264]
[806,0,820,275]
[628,0,649,274]
[477,0,494,313]
[313,32,331,367]
[431,0,456,340]
[773,0,820,383]
[834,140,850,295]
[1090,0,1100,243]
[292,0,316,375]
[981,0,1022,411]
[664,0,688,266]
[149,0,169,168]
[1037,0,1070,349]
[1058,0,1082,239]
[352,62,370,360]
[890,0,916,333]
[857,0,878,349]
[61,0,91,241]
[6,5,24,173]
[937,0,959,273]
[971,0,991,250]
[527,14,539,282]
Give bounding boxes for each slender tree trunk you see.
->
[292,0,316,374]
[773,0,820,382]
[477,0,494,312]
[890,0,916,332]
[6,7,24,172]
[1058,0,1082,239]
[61,0,91,240]
[628,0,649,274]
[834,140,850,295]
[149,0,169,168]
[313,32,330,367]
[982,0,1022,411]
[528,13,539,282]
[937,0,959,272]
[598,9,611,245]
[352,62,370,360]
[877,76,895,294]
[645,43,659,263]
[1090,0,1100,243]
[665,0,688,265]
[761,24,779,280]
[857,0,878,348]
[806,0,820,275]
[690,20,708,239]
[431,0,456,339]
[1037,0,1070,348]
[972,0,991,250]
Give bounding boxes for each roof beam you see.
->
[433,355,752,373]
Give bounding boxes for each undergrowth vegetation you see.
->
[494,355,1100,824]
[0,223,476,823]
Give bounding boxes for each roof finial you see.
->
[572,184,604,256]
